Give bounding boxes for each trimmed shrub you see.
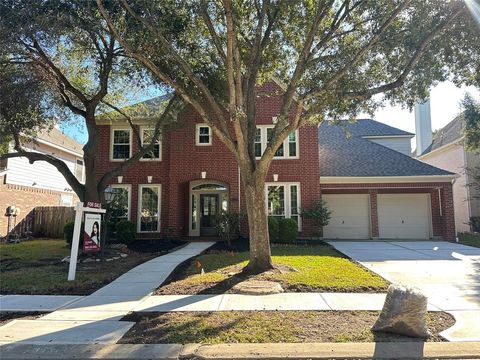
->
[301,200,332,238]
[64,221,84,248]
[471,217,480,232]
[215,211,241,246]
[268,217,279,242]
[115,220,136,244]
[278,218,298,243]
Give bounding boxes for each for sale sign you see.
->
[83,213,101,253]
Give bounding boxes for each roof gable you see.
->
[420,115,464,155]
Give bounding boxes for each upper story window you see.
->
[111,128,131,161]
[75,159,85,183]
[141,128,161,161]
[255,125,299,159]
[196,124,212,146]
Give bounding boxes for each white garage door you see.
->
[323,194,370,239]
[378,194,431,239]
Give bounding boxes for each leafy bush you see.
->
[268,217,279,242]
[215,211,241,246]
[278,218,298,243]
[471,217,480,232]
[115,220,136,244]
[64,221,83,248]
[301,200,332,238]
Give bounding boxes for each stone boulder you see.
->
[372,284,429,338]
[232,280,284,295]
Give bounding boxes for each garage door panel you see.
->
[323,194,370,239]
[378,194,431,239]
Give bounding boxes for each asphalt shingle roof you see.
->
[319,120,453,177]
[337,118,414,137]
[421,115,464,156]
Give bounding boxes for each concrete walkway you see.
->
[0,242,214,345]
[132,293,442,312]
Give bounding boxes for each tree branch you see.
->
[0,150,84,200]
[199,1,227,63]
[342,4,466,100]
[307,0,413,99]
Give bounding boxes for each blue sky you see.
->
[61,80,479,146]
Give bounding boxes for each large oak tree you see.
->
[97,0,479,272]
[0,0,181,204]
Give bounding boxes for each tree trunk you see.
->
[83,110,101,204]
[243,173,274,273]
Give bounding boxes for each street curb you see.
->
[1,342,479,359]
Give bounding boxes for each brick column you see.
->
[441,184,456,241]
[369,190,379,239]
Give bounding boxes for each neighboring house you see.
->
[95,81,456,241]
[0,128,84,237]
[417,109,480,233]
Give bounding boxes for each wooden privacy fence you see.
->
[33,206,75,238]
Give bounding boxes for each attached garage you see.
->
[377,194,431,239]
[322,194,370,239]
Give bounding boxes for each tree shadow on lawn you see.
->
[156,245,387,295]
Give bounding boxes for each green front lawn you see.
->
[120,311,453,344]
[458,233,480,248]
[156,245,388,294]
[0,239,157,295]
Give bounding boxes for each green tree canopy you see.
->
[0,0,180,202]
[462,93,480,151]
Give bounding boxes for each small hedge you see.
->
[278,218,298,243]
[268,217,279,242]
[64,221,84,248]
[115,220,136,244]
[471,217,480,232]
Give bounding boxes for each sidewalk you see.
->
[0,242,215,345]
[1,342,479,359]
[1,240,479,343]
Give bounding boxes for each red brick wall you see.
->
[0,176,78,237]
[320,182,456,241]
[95,81,321,238]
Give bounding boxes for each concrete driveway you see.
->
[328,241,480,311]
[328,240,480,341]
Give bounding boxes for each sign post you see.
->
[67,202,106,281]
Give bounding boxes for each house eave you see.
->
[319,175,456,184]
[418,137,464,159]
[29,138,83,157]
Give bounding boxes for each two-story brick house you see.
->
[95,82,456,241]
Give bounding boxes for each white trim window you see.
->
[266,182,301,230]
[75,158,85,183]
[256,126,299,159]
[111,184,132,221]
[138,184,161,232]
[141,127,161,161]
[196,124,212,146]
[111,128,132,161]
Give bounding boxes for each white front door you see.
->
[322,194,370,239]
[377,194,431,239]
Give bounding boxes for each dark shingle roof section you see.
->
[338,118,414,137]
[421,115,464,155]
[319,121,453,177]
